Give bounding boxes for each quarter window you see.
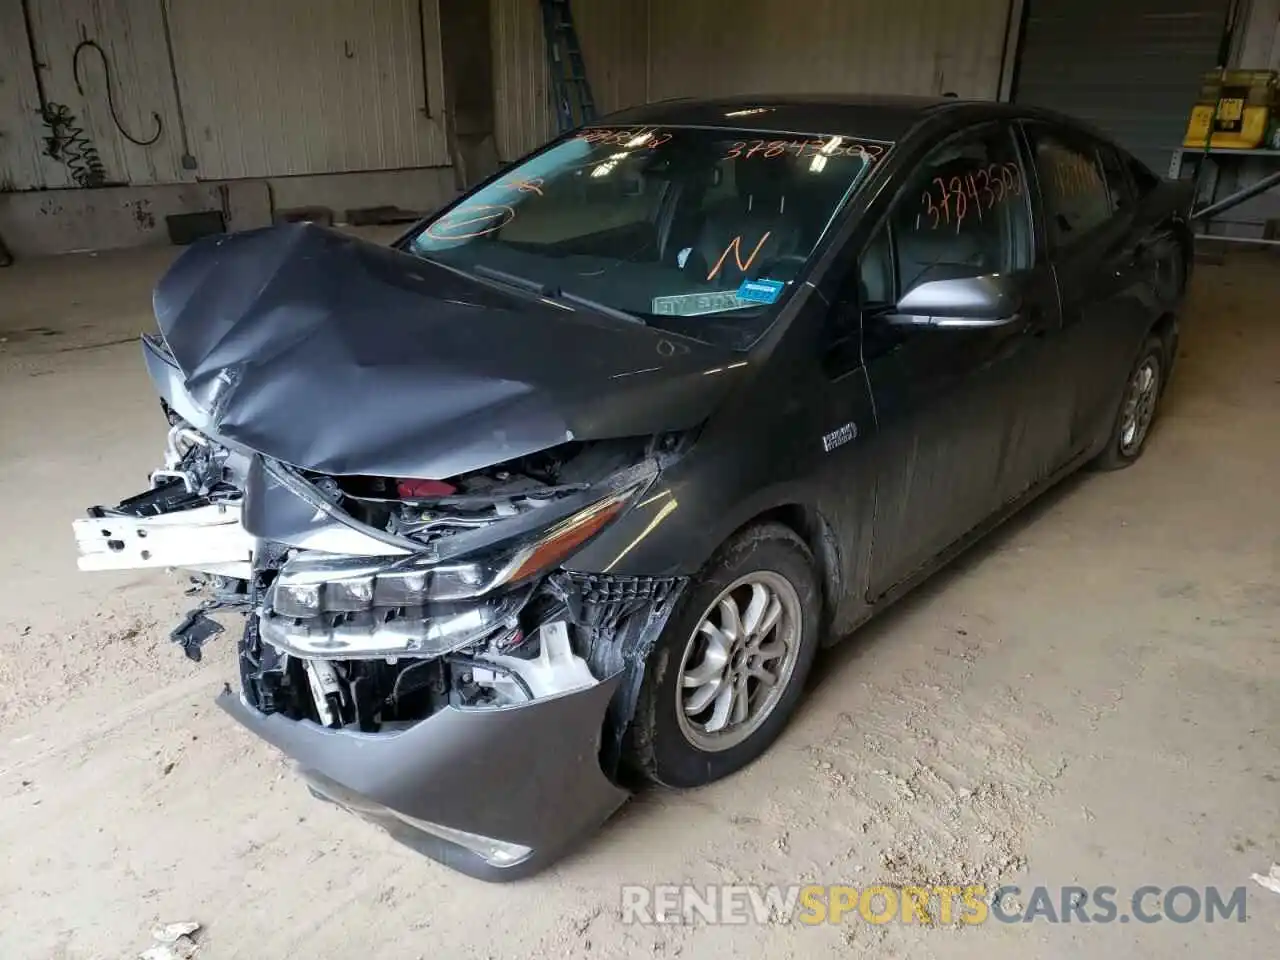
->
[1028,131,1113,248]
[858,222,894,305]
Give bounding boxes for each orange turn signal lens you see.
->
[500,492,632,585]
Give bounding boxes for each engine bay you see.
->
[312,435,654,548]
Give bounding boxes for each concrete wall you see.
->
[0,167,457,257]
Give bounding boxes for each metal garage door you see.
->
[1013,0,1233,172]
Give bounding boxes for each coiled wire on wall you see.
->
[35,38,163,189]
[38,101,106,188]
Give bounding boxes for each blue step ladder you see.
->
[539,0,596,132]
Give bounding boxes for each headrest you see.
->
[735,155,790,209]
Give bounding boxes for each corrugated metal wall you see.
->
[1014,0,1232,172]
[0,1,46,190]
[3,0,1020,192]
[491,0,553,161]
[491,0,649,162]
[647,0,1012,103]
[1,0,188,189]
[168,0,449,179]
[573,0,650,118]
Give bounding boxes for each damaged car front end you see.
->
[78,387,689,878]
[232,443,688,879]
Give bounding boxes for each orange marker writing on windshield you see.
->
[707,232,772,281]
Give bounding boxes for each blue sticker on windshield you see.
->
[736,278,785,304]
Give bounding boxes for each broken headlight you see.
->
[272,555,498,617]
[269,482,644,620]
[259,589,530,660]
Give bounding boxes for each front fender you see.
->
[564,465,830,579]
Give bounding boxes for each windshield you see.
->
[407,126,889,348]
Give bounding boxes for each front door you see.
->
[857,122,1053,598]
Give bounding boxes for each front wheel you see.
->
[624,522,821,788]
[1092,336,1165,471]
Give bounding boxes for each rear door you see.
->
[857,122,1060,598]
[1019,123,1162,456]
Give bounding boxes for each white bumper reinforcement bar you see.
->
[73,502,254,578]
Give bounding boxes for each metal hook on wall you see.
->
[72,38,164,147]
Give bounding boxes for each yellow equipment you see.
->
[1183,69,1278,150]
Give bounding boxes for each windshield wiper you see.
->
[418,258,565,311]
[557,290,645,326]
[471,264,552,296]
[470,265,646,326]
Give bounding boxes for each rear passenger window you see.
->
[888,124,1032,293]
[1028,131,1113,248]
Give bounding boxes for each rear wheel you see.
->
[625,523,821,788]
[1093,335,1164,471]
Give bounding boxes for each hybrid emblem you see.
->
[822,422,857,453]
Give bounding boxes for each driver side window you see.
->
[861,124,1032,306]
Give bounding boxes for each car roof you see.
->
[597,93,1024,143]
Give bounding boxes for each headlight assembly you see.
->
[268,483,645,620]
[491,486,636,587]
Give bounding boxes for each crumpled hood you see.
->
[150,223,746,478]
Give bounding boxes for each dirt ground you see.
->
[0,239,1277,960]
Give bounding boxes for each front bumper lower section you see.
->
[218,673,628,881]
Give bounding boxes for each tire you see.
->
[1092,335,1165,471]
[624,522,822,788]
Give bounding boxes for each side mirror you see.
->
[888,274,1022,329]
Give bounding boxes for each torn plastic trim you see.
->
[470,620,596,702]
[554,571,690,775]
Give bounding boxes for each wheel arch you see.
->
[719,502,843,638]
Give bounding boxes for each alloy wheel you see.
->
[675,570,803,752]
[1119,356,1161,456]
